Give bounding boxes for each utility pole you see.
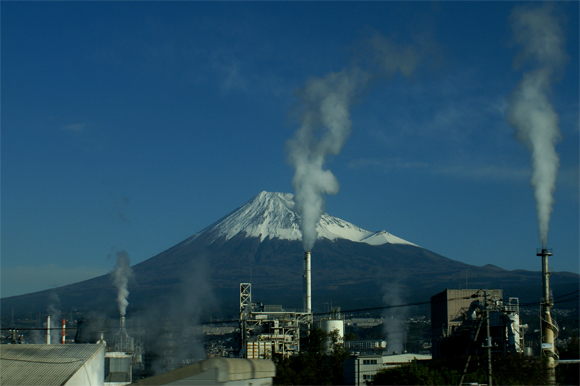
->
[459,315,484,386]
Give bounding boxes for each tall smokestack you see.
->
[46,315,51,345]
[62,319,66,344]
[303,252,312,314]
[537,248,556,384]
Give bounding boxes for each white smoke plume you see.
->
[148,257,216,374]
[287,68,368,251]
[286,33,422,252]
[112,250,133,317]
[505,4,569,248]
[382,283,408,354]
[47,292,62,344]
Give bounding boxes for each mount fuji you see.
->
[2,191,578,318]
[187,191,415,247]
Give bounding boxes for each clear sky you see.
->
[2,1,578,298]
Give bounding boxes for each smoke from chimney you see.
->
[504,3,569,248]
[286,68,367,251]
[47,292,62,344]
[112,250,133,317]
[382,283,408,354]
[286,32,422,252]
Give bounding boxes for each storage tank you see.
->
[321,319,344,343]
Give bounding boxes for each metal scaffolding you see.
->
[239,282,312,358]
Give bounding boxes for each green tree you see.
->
[556,333,580,385]
[372,355,552,386]
[274,328,350,385]
[344,332,358,342]
[372,360,462,386]
[560,333,580,359]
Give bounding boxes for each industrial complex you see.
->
[1,247,577,386]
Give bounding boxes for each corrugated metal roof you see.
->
[0,344,104,386]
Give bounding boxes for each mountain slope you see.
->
[2,191,578,318]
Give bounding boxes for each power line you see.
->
[3,291,577,331]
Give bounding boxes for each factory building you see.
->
[343,353,432,385]
[0,343,105,386]
[344,340,387,352]
[238,251,321,358]
[431,288,527,359]
[431,288,502,358]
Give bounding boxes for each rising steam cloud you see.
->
[47,292,62,344]
[505,4,568,248]
[287,68,368,251]
[112,250,133,317]
[286,33,422,251]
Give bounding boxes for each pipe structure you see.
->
[537,248,557,384]
[303,252,312,314]
[62,319,66,344]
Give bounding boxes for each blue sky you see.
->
[2,1,578,297]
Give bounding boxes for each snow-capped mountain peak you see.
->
[190,191,416,246]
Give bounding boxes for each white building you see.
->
[343,353,432,385]
[0,344,105,386]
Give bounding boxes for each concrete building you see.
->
[431,288,503,358]
[344,318,383,328]
[0,344,105,386]
[343,353,432,385]
[130,358,275,386]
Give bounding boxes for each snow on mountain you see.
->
[189,191,416,247]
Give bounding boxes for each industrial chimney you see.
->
[537,248,557,384]
[120,316,127,336]
[46,315,51,345]
[303,252,312,314]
